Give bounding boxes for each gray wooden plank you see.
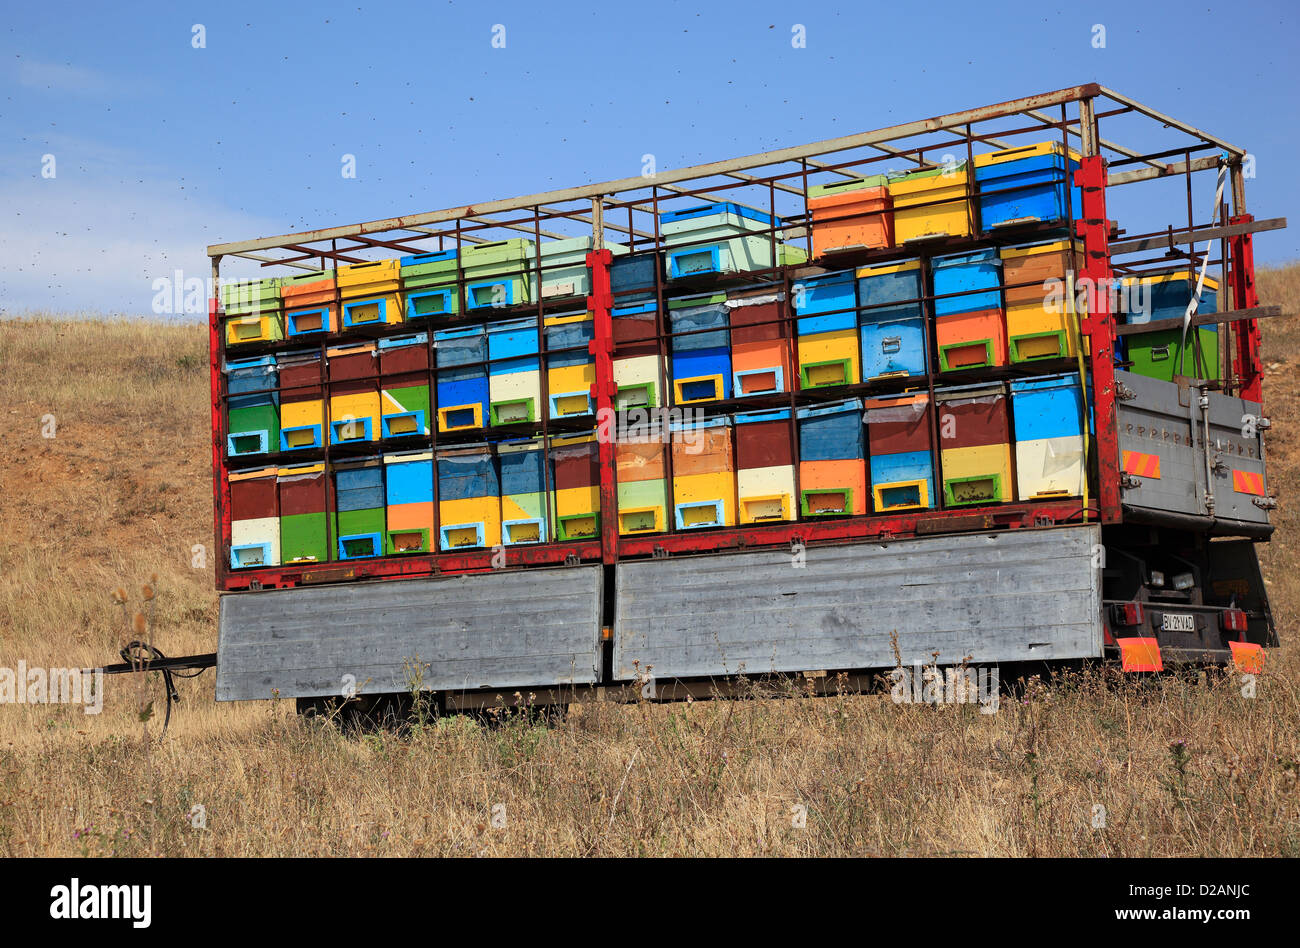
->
[614,525,1103,680]
[216,566,603,701]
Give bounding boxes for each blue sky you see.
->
[2,0,1296,316]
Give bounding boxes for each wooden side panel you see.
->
[216,566,603,700]
[613,525,1102,680]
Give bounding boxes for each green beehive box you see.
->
[807,174,890,199]
[1126,328,1220,382]
[222,277,284,315]
[401,251,461,319]
[462,238,535,309]
[280,512,330,564]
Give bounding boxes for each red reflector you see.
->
[1229,641,1265,674]
[1118,637,1163,672]
[1113,602,1145,627]
[1220,608,1248,634]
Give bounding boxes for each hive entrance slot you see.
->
[347,301,382,324]
[1013,333,1065,361]
[738,370,778,395]
[230,433,264,455]
[803,360,850,388]
[619,509,658,533]
[506,522,542,544]
[341,536,378,558]
[444,526,481,548]
[615,384,653,410]
[293,311,323,333]
[679,378,720,402]
[948,475,1000,506]
[672,249,717,276]
[943,341,993,370]
[554,393,590,416]
[803,489,849,516]
[390,530,426,553]
[386,414,419,436]
[743,497,786,522]
[411,292,451,317]
[284,427,318,448]
[560,514,598,539]
[492,400,533,425]
[879,483,923,509]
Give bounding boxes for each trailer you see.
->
[204,84,1282,713]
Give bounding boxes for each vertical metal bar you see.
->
[917,254,943,512]
[534,205,552,544]
[587,226,618,564]
[1075,96,1121,523]
[209,255,230,589]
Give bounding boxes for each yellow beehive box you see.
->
[797,328,861,389]
[737,465,795,524]
[329,391,380,444]
[889,163,973,244]
[438,495,502,550]
[672,470,736,529]
[225,313,284,346]
[338,259,404,328]
[939,442,1014,507]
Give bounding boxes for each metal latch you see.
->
[1115,381,1137,401]
[651,545,670,560]
[564,554,581,567]
[1253,496,1279,510]
[1120,473,1143,490]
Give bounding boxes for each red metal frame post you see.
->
[208,264,231,589]
[1074,155,1122,523]
[586,247,619,564]
[1228,214,1264,402]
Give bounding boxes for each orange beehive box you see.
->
[798,458,868,516]
[807,176,894,257]
[281,269,339,338]
[936,308,1008,371]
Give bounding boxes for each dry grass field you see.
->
[0,268,1295,857]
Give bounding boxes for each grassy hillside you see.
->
[0,269,1295,857]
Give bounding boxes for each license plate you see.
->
[1161,613,1195,633]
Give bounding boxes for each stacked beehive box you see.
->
[220,144,1106,571]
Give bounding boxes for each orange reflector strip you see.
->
[1232,470,1265,495]
[1118,637,1163,672]
[1229,640,1265,674]
[601,625,613,642]
[1122,450,1161,479]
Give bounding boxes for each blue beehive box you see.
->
[225,356,279,457]
[334,460,385,560]
[385,452,433,506]
[669,293,731,404]
[1009,374,1086,441]
[660,202,792,279]
[870,450,936,511]
[610,252,661,303]
[793,270,857,336]
[401,249,460,320]
[932,249,1003,317]
[435,326,489,432]
[856,260,926,380]
[974,142,1082,231]
[796,399,864,461]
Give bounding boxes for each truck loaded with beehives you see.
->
[205,84,1283,714]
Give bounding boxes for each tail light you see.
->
[1112,602,1145,627]
[1220,608,1248,634]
